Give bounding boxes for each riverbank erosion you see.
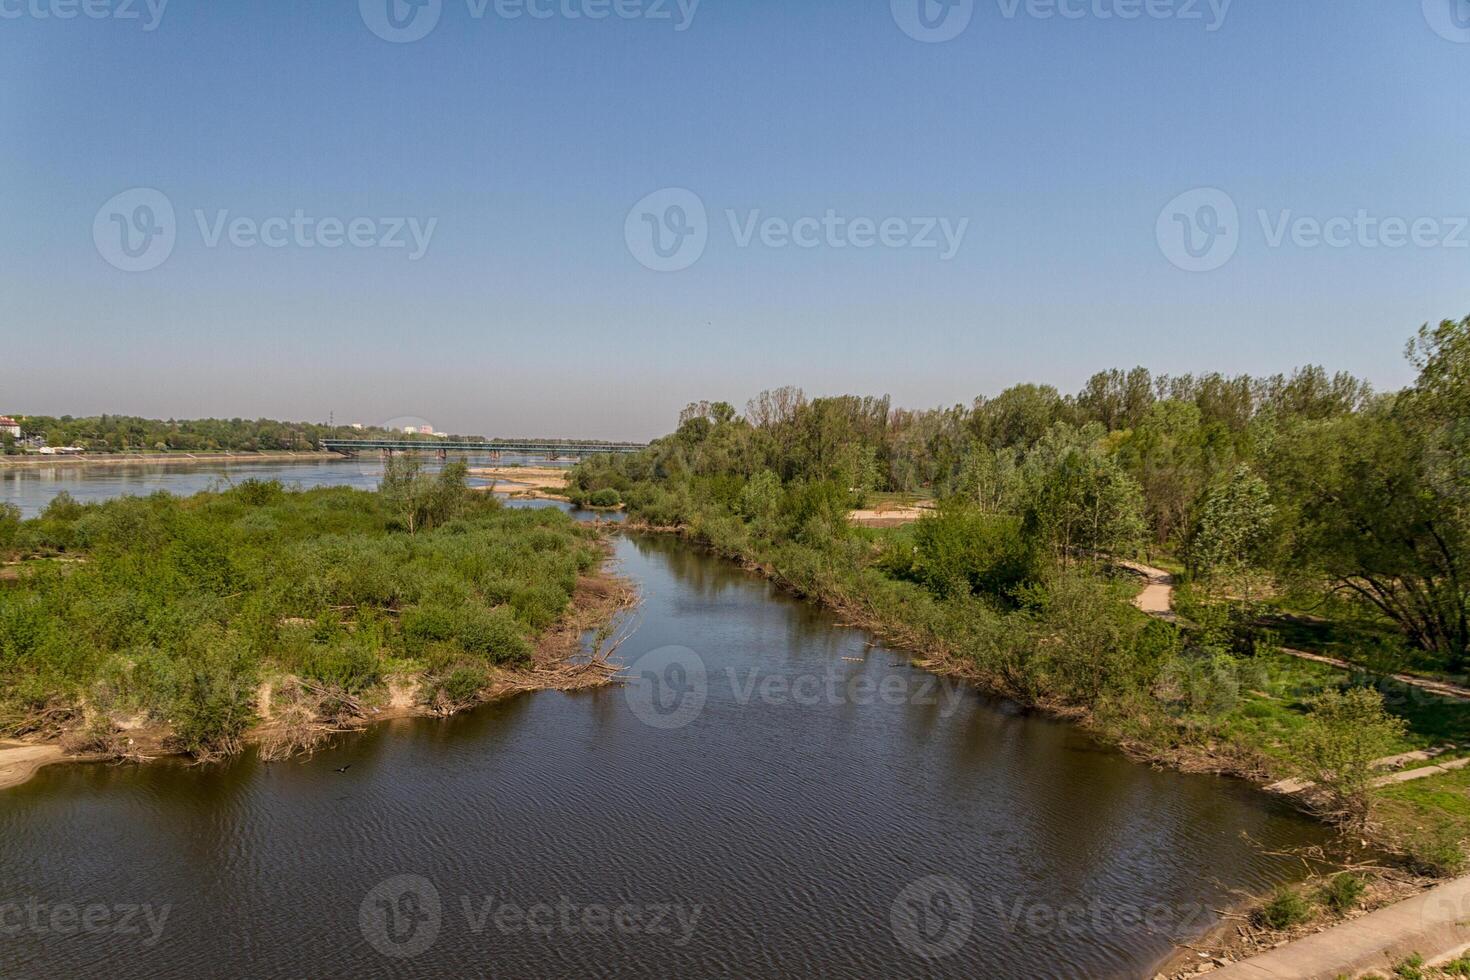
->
[0,472,637,789]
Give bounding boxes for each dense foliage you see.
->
[575,316,1470,673]
[570,317,1470,849]
[0,416,425,454]
[0,473,600,754]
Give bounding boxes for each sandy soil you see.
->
[0,741,66,791]
[847,502,935,527]
[1117,559,1178,619]
[469,466,573,501]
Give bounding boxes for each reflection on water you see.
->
[0,534,1328,979]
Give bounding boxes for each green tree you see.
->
[1187,464,1276,598]
[1293,687,1406,826]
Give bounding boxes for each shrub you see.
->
[1255,888,1311,930]
[168,630,257,758]
[588,488,622,508]
[892,505,1038,601]
[1293,687,1408,826]
[0,503,20,550]
[1405,827,1468,878]
[1317,873,1364,915]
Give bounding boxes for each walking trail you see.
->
[1121,560,1470,978]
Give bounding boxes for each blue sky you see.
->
[2,0,1466,439]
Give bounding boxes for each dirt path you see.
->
[1118,560,1179,621]
[847,503,935,528]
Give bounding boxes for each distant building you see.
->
[349,423,364,430]
[417,425,433,435]
[0,417,21,439]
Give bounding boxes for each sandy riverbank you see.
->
[0,741,69,791]
[0,451,343,470]
[469,466,573,501]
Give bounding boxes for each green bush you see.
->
[1317,873,1364,915]
[888,505,1038,601]
[168,630,257,757]
[588,488,622,508]
[1254,888,1311,930]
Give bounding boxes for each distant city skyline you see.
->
[3,1,1466,440]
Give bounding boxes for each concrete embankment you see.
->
[1204,876,1470,978]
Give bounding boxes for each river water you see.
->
[0,465,1330,978]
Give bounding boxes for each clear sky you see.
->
[2,0,1467,439]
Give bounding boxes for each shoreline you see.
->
[0,451,344,470]
[0,561,637,793]
[619,523,1463,977]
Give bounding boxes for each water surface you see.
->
[0,533,1329,979]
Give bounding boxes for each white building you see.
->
[0,417,21,439]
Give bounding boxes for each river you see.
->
[0,466,1330,978]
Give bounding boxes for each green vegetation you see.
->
[570,315,1470,867]
[0,415,431,453]
[0,466,601,757]
[1256,887,1312,930]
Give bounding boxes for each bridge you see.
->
[319,438,648,460]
